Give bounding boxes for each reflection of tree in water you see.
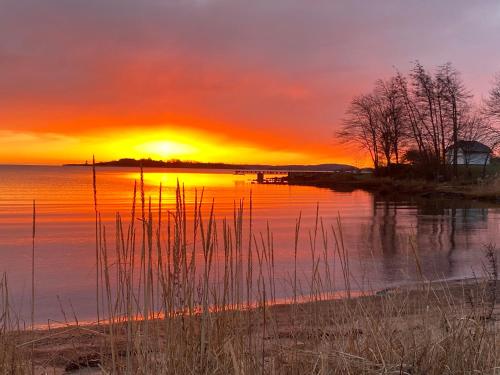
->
[416,199,488,256]
[449,207,488,245]
[366,194,490,283]
[374,199,399,256]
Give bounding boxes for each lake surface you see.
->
[1,165,499,325]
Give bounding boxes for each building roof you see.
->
[447,140,491,153]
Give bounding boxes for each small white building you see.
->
[446,141,491,166]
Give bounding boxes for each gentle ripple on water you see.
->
[0,165,499,323]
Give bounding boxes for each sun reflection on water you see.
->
[123,170,250,188]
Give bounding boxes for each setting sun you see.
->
[134,140,198,160]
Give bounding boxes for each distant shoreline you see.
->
[63,158,357,172]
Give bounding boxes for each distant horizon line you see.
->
[0,157,357,168]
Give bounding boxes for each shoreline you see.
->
[26,275,486,331]
[21,275,486,333]
[9,276,497,373]
[288,174,500,204]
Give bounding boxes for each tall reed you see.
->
[30,200,35,375]
[93,155,100,324]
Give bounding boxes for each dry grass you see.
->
[1,170,500,374]
[467,176,500,197]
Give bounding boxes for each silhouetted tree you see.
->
[339,78,408,168]
[459,110,496,146]
[409,62,442,164]
[338,94,380,169]
[436,63,471,177]
[459,110,500,175]
[340,62,494,180]
[394,71,429,161]
[373,77,407,165]
[407,61,470,173]
[485,74,500,121]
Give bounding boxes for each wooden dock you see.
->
[234,170,343,184]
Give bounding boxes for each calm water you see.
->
[1,165,499,324]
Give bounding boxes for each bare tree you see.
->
[485,73,500,121]
[339,79,407,169]
[459,110,494,146]
[399,62,471,176]
[410,61,441,163]
[394,71,428,161]
[436,63,471,177]
[340,62,493,180]
[338,94,380,169]
[459,110,500,176]
[373,77,407,165]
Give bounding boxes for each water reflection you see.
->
[0,166,499,323]
[124,170,250,188]
[356,193,495,286]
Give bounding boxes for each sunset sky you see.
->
[1,0,500,166]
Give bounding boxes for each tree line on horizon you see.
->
[338,61,500,177]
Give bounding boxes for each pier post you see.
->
[257,172,264,183]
